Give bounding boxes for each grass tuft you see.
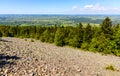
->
[105,64,116,71]
[30,39,34,42]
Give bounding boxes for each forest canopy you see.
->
[0,17,120,56]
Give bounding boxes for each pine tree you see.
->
[83,23,92,43]
[76,22,84,47]
[54,27,65,46]
[0,31,2,37]
[101,17,113,37]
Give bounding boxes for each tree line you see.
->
[0,17,120,56]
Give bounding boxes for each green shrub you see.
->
[40,36,45,42]
[111,50,120,56]
[19,36,24,39]
[35,33,40,40]
[0,31,2,37]
[30,39,34,42]
[24,38,27,41]
[48,37,54,43]
[48,33,55,43]
[105,65,116,71]
[41,30,50,42]
[54,28,65,46]
[89,38,98,52]
[68,36,80,48]
[81,42,89,50]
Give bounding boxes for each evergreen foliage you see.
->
[101,17,113,38]
[0,30,2,37]
[54,27,66,46]
[0,17,120,56]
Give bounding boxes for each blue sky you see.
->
[0,0,120,14]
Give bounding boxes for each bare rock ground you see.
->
[0,37,120,76]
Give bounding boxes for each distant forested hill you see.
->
[0,14,120,26]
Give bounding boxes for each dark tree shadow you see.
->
[0,39,12,42]
[0,54,20,68]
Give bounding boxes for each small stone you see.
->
[29,72,35,76]
[8,74,13,76]
[4,69,8,74]
[77,68,81,72]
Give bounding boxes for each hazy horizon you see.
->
[0,13,118,16]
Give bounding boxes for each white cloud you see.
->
[84,5,93,8]
[72,6,79,11]
[84,4,106,11]
[111,8,120,11]
[70,4,120,14]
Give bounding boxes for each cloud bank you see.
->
[71,3,120,14]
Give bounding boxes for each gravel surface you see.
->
[0,37,120,76]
